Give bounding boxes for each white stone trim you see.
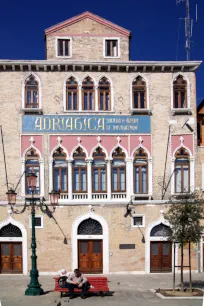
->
[22,72,42,110]
[202,163,204,191]
[90,143,109,158]
[29,215,43,229]
[70,144,88,159]
[55,36,72,58]
[0,216,28,275]
[109,143,128,159]
[132,214,145,228]
[72,212,109,274]
[171,72,191,110]
[97,74,114,112]
[21,145,44,197]
[103,37,120,59]
[145,216,178,273]
[171,144,194,194]
[130,74,150,111]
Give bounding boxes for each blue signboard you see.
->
[22,115,150,134]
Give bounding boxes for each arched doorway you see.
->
[150,223,172,273]
[0,217,27,274]
[72,212,109,274]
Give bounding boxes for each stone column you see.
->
[68,158,73,200]
[79,85,82,111]
[125,158,133,200]
[106,158,112,200]
[95,85,98,111]
[86,158,93,200]
[39,158,44,198]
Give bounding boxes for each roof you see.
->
[45,11,131,37]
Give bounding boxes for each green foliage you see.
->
[164,192,204,244]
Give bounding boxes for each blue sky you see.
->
[0,0,203,104]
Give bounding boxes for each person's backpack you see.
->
[58,276,68,288]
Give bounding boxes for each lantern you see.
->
[26,172,37,191]
[49,190,60,206]
[6,189,17,205]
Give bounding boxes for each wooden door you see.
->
[150,242,172,273]
[78,240,102,274]
[0,243,22,274]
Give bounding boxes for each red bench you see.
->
[54,276,109,298]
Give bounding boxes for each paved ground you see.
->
[1,273,204,306]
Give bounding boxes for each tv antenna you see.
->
[176,0,198,61]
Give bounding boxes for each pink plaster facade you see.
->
[21,135,43,157]
[171,134,194,157]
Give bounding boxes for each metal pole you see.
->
[173,243,176,293]
[25,193,43,296]
[189,242,192,293]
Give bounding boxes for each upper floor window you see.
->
[133,148,148,194]
[25,76,39,109]
[58,39,71,57]
[132,76,146,109]
[105,39,119,57]
[66,77,78,111]
[53,147,68,193]
[173,75,187,109]
[98,77,111,111]
[25,149,40,195]
[92,148,106,193]
[112,148,126,192]
[73,148,87,193]
[82,77,95,111]
[175,148,189,193]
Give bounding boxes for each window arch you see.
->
[77,218,103,235]
[25,75,39,109]
[175,147,190,193]
[133,148,148,194]
[173,75,187,109]
[0,223,22,237]
[98,77,111,111]
[92,147,106,193]
[82,76,95,110]
[53,147,68,193]
[132,76,146,109]
[25,148,40,195]
[150,223,171,237]
[73,147,87,192]
[112,147,126,192]
[66,76,78,110]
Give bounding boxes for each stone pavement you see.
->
[1,273,204,306]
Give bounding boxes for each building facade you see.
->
[0,11,202,275]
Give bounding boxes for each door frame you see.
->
[72,212,109,274]
[0,216,27,275]
[145,216,178,273]
[78,239,103,273]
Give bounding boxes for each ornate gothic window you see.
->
[173,75,187,108]
[0,224,22,237]
[150,223,171,237]
[53,147,68,193]
[98,77,111,111]
[73,148,87,192]
[66,77,78,110]
[82,77,95,110]
[78,218,103,235]
[92,148,106,193]
[132,76,146,109]
[175,148,190,193]
[25,148,40,195]
[25,76,39,108]
[112,147,126,192]
[133,148,148,194]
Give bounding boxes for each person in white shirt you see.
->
[66,268,88,299]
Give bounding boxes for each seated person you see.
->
[66,268,89,299]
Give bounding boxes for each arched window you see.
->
[98,77,111,111]
[112,147,126,192]
[66,77,78,110]
[0,223,22,237]
[78,218,103,235]
[25,148,40,195]
[25,76,39,108]
[173,75,187,108]
[132,76,146,109]
[150,223,171,237]
[82,77,95,110]
[53,147,68,193]
[133,148,148,194]
[92,148,106,193]
[175,148,190,193]
[73,148,87,192]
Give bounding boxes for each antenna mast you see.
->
[177,0,194,61]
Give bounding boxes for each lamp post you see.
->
[7,172,60,296]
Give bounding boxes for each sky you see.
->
[0,0,203,104]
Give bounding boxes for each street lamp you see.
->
[7,172,60,296]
